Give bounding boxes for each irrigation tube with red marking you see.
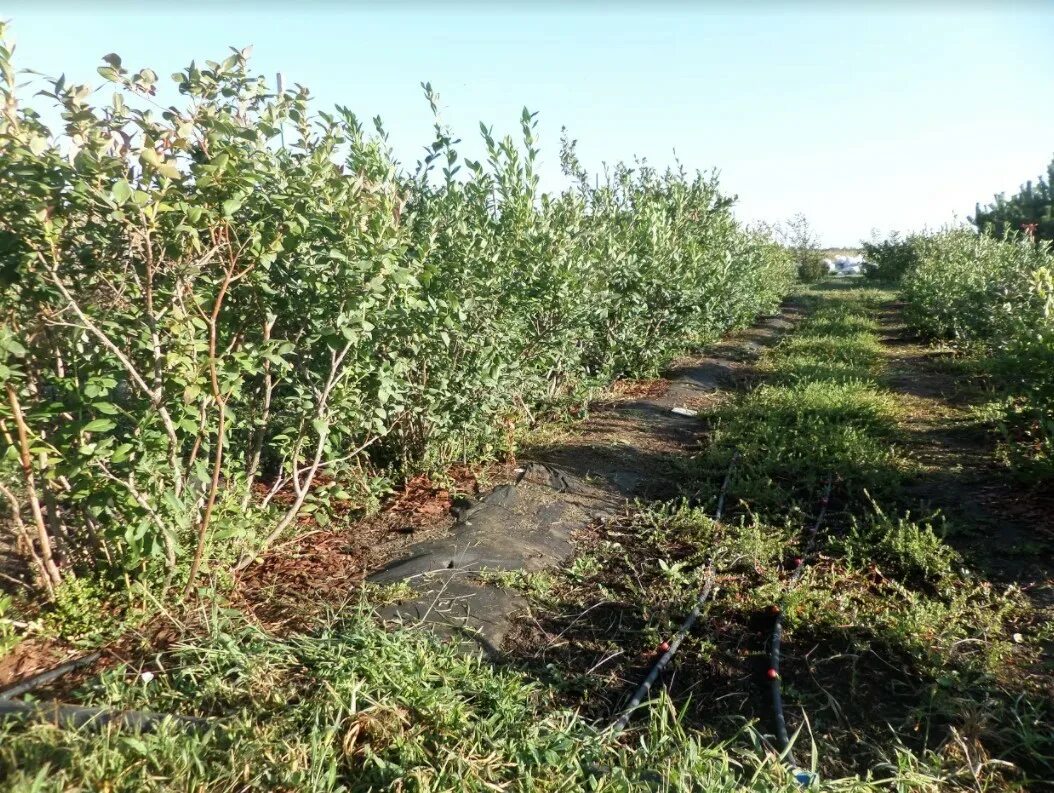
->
[766,475,833,788]
[607,452,740,735]
[608,571,716,735]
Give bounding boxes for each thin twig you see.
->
[5,384,60,593]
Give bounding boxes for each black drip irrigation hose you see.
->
[0,652,207,734]
[607,451,740,736]
[608,572,716,735]
[0,698,207,733]
[0,652,100,700]
[765,475,833,788]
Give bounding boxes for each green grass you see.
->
[697,379,904,513]
[689,286,908,517]
[1,607,807,792]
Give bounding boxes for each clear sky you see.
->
[3,2,1052,246]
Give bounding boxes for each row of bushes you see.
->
[867,229,1054,478]
[0,32,795,600]
[861,233,921,283]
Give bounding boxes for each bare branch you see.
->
[4,384,61,592]
[235,339,360,570]
[95,463,177,575]
[0,481,54,598]
[236,429,383,571]
[242,314,277,510]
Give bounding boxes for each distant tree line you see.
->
[972,155,1054,242]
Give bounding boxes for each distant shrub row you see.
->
[869,228,1054,478]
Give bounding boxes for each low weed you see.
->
[0,593,18,656]
[831,509,957,591]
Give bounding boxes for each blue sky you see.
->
[3,3,1052,246]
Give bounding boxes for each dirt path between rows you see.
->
[878,299,1054,611]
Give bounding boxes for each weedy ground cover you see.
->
[0,606,805,792]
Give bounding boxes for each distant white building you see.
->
[828,254,864,276]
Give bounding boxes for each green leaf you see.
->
[222,198,242,218]
[111,444,133,463]
[157,161,181,180]
[92,402,119,415]
[3,338,26,357]
[122,736,147,754]
[111,179,132,204]
[82,419,115,433]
